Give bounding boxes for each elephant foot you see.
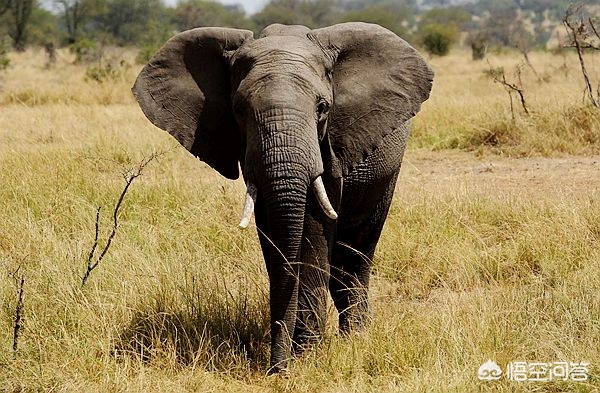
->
[267,361,288,375]
[292,332,320,356]
[338,309,372,334]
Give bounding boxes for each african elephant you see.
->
[132,22,433,372]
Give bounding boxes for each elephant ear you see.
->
[309,23,433,175]
[132,27,254,180]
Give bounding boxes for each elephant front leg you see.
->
[293,214,332,353]
[293,177,340,353]
[269,261,299,372]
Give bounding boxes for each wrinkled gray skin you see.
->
[133,22,433,372]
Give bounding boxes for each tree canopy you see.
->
[0,0,595,55]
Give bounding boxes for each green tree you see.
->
[174,0,253,31]
[419,23,457,56]
[93,0,171,45]
[419,6,470,30]
[0,0,9,15]
[477,8,516,47]
[422,0,452,7]
[252,0,335,31]
[54,0,104,44]
[27,6,59,46]
[8,0,35,51]
[338,5,411,37]
[416,6,466,56]
[338,0,417,13]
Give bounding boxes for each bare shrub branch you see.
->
[12,268,25,356]
[590,17,600,41]
[563,3,600,108]
[486,63,529,120]
[82,152,163,287]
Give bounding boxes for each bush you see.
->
[419,24,458,56]
[467,31,488,60]
[0,35,11,71]
[85,60,130,84]
[69,38,99,64]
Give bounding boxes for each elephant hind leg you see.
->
[330,173,399,333]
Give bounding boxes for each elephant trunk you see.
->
[261,173,308,372]
[239,176,337,228]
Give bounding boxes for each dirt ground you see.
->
[399,150,600,199]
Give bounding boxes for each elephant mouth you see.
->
[238,176,337,228]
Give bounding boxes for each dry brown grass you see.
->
[1,47,599,392]
[412,49,600,157]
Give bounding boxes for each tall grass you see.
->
[1,48,599,391]
[411,49,600,156]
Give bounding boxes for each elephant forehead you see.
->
[234,36,325,68]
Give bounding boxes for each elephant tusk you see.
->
[313,176,338,220]
[239,182,258,229]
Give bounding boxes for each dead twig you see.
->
[82,152,163,287]
[486,63,529,120]
[12,268,25,356]
[590,17,600,41]
[563,3,600,109]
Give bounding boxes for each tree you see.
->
[422,0,454,8]
[54,0,102,44]
[419,6,470,30]
[419,23,458,56]
[338,5,411,37]
[27,6,59,46]
[92,0,170,45]
[467,30,488,60]
[338,0,417,13]
[174,0,252,31]
[563,3,600,109]
[0,0,10,15]
[252,0,335,30]
[417,7,464,56]
[8,0,35,51]
[477,8,517,47]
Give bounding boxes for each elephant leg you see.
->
[254,195,299,372]
[293,214,331,353]
[330,173,399,333]
[293,178,340,353]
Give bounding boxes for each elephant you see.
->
[132,22,433,372]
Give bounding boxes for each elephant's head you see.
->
[133,22,433,370]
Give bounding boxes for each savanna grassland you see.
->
[1,46,600,392]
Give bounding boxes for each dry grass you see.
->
[412,49,600,157]
[1,47,599,392]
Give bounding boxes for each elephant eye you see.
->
[316,99,330,117]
